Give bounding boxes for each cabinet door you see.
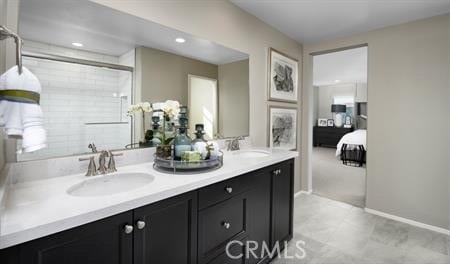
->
[270,160,294,250]
[133,192,197,264]
[18,211,133,264]
[246,170,271,264]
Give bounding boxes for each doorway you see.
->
[311,46,368,207]
[188,75,218,140]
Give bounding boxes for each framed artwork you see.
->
[268,106,297,150]
[327,119,334,127]
[318,118,328,127]
[268,48,299,103]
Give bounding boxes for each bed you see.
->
[336,129,366,166]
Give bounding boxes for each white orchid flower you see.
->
[140,102,152,113]
[162,100,181,119]
[127,102,153,116]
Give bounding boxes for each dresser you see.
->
[313,126,353,148]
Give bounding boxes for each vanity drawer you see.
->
[207,238,246,264]
[198,192,248,262]
[199,173,253,210]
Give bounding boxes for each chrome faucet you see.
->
[80,148,124,176]
[227,136,245,151]
[79,156,98,176]
[98,150,109,175]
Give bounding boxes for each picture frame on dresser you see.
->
[327,119,334,127]
[268,48,299,103]
[268,106,297,150]
[318,118,328,127]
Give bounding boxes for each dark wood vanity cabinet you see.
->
[197,159,294,264]
[13,211,134,264]
[269,161,294,250]
[1,192,197,264]
[0,159,294,264]
[133,192,198,264]
[198,167,272,264]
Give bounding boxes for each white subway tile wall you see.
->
[17,41,134,161]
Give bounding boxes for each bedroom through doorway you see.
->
[311,46,368,207]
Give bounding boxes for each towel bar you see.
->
[0,25,23,74]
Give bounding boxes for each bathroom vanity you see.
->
[0,1,299,263]
[0,150,297,264]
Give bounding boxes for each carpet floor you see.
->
[312,147,366,207]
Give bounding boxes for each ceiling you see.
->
[232,0,450,44]
[19,0,248,65]
[313,47,367,86]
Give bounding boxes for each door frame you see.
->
[304,43,369,206]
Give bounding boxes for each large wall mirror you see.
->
[17,0,249,161]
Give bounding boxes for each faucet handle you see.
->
[79,156,97,176]
[88,143,98,153]
[107,151,123,173]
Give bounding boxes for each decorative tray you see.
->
[153,152,223,173]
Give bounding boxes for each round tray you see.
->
[153,154,223,174]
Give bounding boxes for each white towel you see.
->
[0,66,47,153]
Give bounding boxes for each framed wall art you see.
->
[268,106,297,150]
[268,48,299,103]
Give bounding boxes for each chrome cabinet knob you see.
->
[136,220,146,230]
[124,224,134,234]
[222,222,231,229]
[225,186,233,193]
[273,169,282,175]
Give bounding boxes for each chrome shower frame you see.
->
[0,25,23,74]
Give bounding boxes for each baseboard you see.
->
[294,190,312,197]
[364,208,450,235]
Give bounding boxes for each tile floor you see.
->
[272,194,450,264]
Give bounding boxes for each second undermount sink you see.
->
[231,149,271,158]
[67,173,154,197]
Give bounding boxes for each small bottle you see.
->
[173,116,191,159]
[174,126,192,160]
[192,124,211,159]
[151,116,162,146]
[192,124,206,144]
[151,124,162,146]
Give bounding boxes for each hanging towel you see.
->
[0,66,47,153]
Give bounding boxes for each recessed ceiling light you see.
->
[175,38,186,43]
[71,42,84,47]
[335,79,341,83]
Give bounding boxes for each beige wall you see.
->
[136,46,218,106]
[302,14,450,229]
[316,83,356,120]
[218,59,249,137]
[92,0,303,191]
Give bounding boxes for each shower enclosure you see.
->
[17,43,134,161]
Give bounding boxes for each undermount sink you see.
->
[231,149,271,158]
[67,173,154,197]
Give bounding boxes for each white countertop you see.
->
[0,149,297,249]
